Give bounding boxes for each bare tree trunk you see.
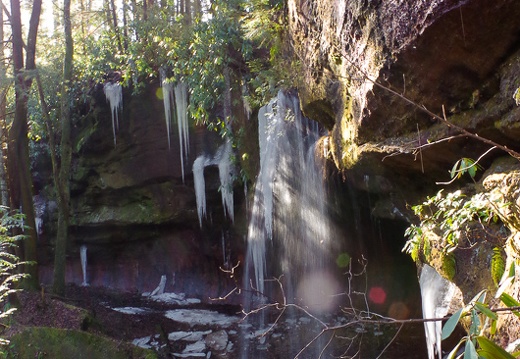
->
[108,0,123,52]
[0,0,9,207]
[7,0,42,290]
[122,1,128,50]
[52,0,73,296]
[193,0,201,17]
[185,0,191,24]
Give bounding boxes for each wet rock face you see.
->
[288,0,520,185]
[36,81,245,296]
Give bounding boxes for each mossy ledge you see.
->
[7,327,157,359]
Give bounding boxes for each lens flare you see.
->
[296,271,341,314]
[368,286,387,305]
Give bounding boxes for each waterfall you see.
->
[240,91,340,358]
[80,245,88,286]
[218,140,234,223]
[245,90,335,307]
[103,82,123,146]
[419,264,460,359]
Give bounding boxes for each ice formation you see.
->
[419,264,460,359]
[159,69,190,182]
[159,68,174,149]
[193,141,235,228]
[193,155,209,228]
[245,90,330,300]
[80,245,88,286]
[174,82,190,182]
[218,141,234,223]
[103,82,123,146]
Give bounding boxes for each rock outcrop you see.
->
[38,80,245,298]
[288,0,520,190]
[287,0,520,351]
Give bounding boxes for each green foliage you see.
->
[403,224,430,262]
[498,293,520,317]
[490,247,506,287]
[403,189,503,259]
[450,157,482,181]
[442,290,516,359]
[0,207,30,353]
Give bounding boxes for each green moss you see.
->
[441,253,457,281]
[7,327,157,359]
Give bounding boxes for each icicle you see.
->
[221,232,227,267]
[174,82,190,182]
[193,155,208,228]
[193,141,235,227]
[218,141,234,223]
[160,68,174,149]
[150,275,167,296]
[103,82,123,146]
[419,264,460,359]
[80,245,88,286]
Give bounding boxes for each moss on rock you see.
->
[7,327,157,359]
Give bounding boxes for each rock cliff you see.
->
[286,0,520,350]
[288,0,520,188]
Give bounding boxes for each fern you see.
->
[491,247,506,287]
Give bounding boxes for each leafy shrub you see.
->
[0,207,29,352]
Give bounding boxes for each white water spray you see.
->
[246,90,330,296]
[80,245,88,286]
[103,82,123,146]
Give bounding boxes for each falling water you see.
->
[103,82,123,146]
[218,140,234,223]
[242,91,339,356]
[80,245,88,286]
[245,91,335,299]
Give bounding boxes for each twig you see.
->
[375,323,404,359]
[417,124,424,173]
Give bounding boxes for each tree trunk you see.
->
[193,0,201,17]
[7,0,41,290]
[0,0,9,206]
[185,0,191,24]
[52,0,73,296]
[108,0,123,52]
